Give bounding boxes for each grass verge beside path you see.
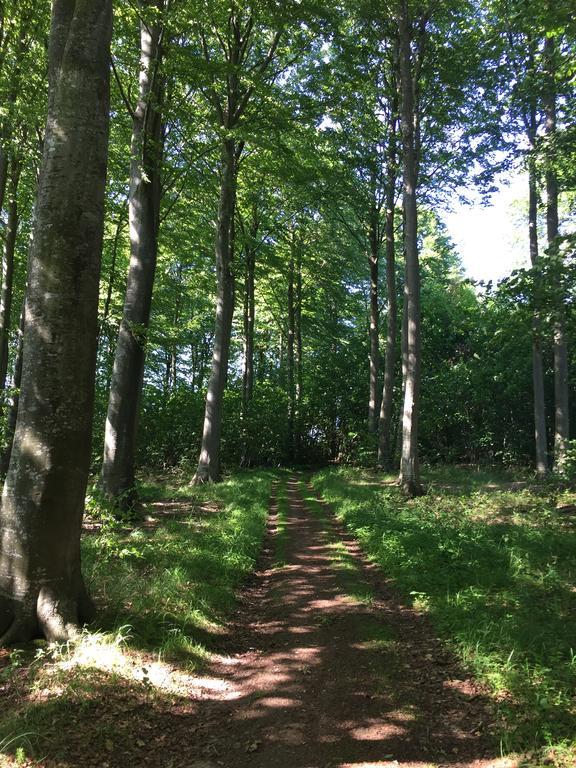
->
[311,466,576,767]
[0,469,276,766]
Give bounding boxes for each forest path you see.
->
[182,475,502,768]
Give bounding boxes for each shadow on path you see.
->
[167,476,501,768]
[14,476,504,768]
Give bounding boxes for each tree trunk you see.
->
[544,36,569,471]
[0,156,21,394]
[527,147,548,476]
[101,2,164,507]
[378,187,397,469]
[0,302,24,477]
[295,245,303,453]
[242,247,255,406]
[378,99,398,469]
[0,0,112,645]
[240,241,255,467]
[397,0,423,496]
[99,200,127,337]
[368,207,380,433]
[0,150,7,219]
[0,7,32,221]
[287,236,296,460]
[193,139,236,483]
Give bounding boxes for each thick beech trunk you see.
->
[544,37,569,471]
[193,139,236,483]
[0,0,112,644]
[368,209,379,433]
[0,157,21,394]
[101,3,163,506]
[398,1,423,496]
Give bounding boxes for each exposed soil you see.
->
[163,476,503,768]
[9,476,511,768]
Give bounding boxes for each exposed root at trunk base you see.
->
[191,472,218,486]
[0,584,95,646]
[401,478,426,498]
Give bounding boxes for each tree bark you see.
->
[101,1,164,507]
[193,139,237,483]
[0,0,112,645]
[368,206,379,433]
[397,1,423,496]
[543,36,569,471]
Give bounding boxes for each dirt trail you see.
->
[179,476,501,768]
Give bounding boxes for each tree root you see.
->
[191,472,216,486]
[401,478,426,498]
[0,584,95,647]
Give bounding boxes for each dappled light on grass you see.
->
[81,470,274,661]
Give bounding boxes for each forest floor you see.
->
[160,475,507,768]
[1,469,574,768]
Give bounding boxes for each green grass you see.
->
[82,469,275,662]
[311,466,576,762]
[0,469,276,765]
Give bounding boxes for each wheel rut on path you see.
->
[182,475,501,768]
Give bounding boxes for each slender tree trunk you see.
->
[543,36,569,471]
[193,139,237,483]
[242,247,255,407]
[295,245,303,453]
[0,302,24,477]
[378,188,397,469]
[101,2,164,507]
[398,0,423,496]
[0,157,21,394]
[0,0,112,645]
[100,200,127,337]
[527,147,548,476]
[240,242,255,467]
[378,99,398,469]
[368,207,379,433]
[395,285,408,466]
[169,261,182,391]
[0,8,32,222]
[0,150,7,219]
[287,236,296,460]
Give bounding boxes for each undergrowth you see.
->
[311,466,576,765]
